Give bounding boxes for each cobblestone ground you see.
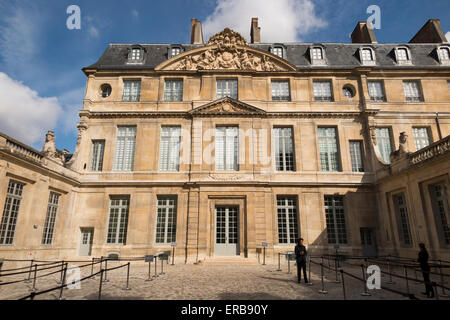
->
[0,259,448,300]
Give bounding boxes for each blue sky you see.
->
[0,0,449,153]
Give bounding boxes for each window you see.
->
[318,127,340,172]
[90,140,105,172]
[155,196,177,244]
[325,196,347,245]
[361,48,374,61]
[438,47,450,62]
[0,181,24,245]
[164,80,183,101]
[113,126,136,172]
[170,47,182,58]
[101,84,112,98]
[106,197,129,245]
[159,127,181,172]
[271,47,283,58]
[342,86,355,99]
[349,141,364,172]
[393,193,412,246]
[311,47,323,60]
[376,128,393,164]
[403,81,423,102]
[129,48,142,61]
[122,80,141,102]
[274,127,295,172]
[368,81,386,102]
[271,80,291,101]
[430,184,450,246]
[216,79,238,99]
[412,127,431,151]
[215,126,238,171]
[277,197,299,244]
[313,81,333,101]
[42,192,60,245]
[396,48,410,62]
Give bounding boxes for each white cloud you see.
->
[132,9,139,21]
[0,72,63,146]
[446,31,449,43]
[88,26,100,38]
[203,0,327,42]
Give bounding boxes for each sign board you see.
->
[145,255,154,263]
[171,242,178,248]
[158,251,170,260]
[262,242,268,248]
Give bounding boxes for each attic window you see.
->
[169,46,183,59]
[438,46,450,64]
[395,47,412,65]
[129,48,143,61]
[271,47,283,58]
[310,47,326,65]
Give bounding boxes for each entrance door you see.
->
[79,228,94,256]
[360,228,377,257]
[215,206,239,256]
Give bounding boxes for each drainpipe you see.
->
[435,113,443,140]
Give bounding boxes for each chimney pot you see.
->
[191,18,204,44]
[351,21,377,44]
[251,17,261,44]
[409,19,447,43]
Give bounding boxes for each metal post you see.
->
[327,255,331,269]
[146,260,152,281]
[277,253,281,271]
[154,255,158,278]
[404,266,410,295]
[31,264,38,292]
[334,256,340,283]
[438,261,448,297]
[263,247,266,266]
[123,262,131,290]
[26,259,34,283]
[172,247,175,265]
[91,258,94,276]
[340,270,346,300]
[318,263,328,294]
[287,255,291,274]
[98,269,104,300]
[386,259,394,284]
[57,260,65,284]
[160,256,165,275]
[360,264,371,296]
[58,263,68,300]
[0,259,3,283]
[307,256,313,286]
[103,259,109,282]
[414,266,420,284]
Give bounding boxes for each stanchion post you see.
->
[318,263,328,294]
[26,259,34,283]
[31,264,38,292]
[91,258,94,276]
[277,253,281,271]
[123,262,131,291]
[404,266,410,295]
[340,270,346,300]
[103,259,109,282]
[154,255,158,278]
[263,247,266,266]
[0,258,3,283]
[58,263,68,300]
[57,260,65,284]
[386,259,394,284]
[146,260,152,281]
[160,255,165,275]
[360,264,371,296]
[287,255,291,274]
[307,256,313,286]
[98,269,104,300]
[172,247,175,266]
[334,256,340,283]
[438,261,448,297]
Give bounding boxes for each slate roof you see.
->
[84,42,450,72]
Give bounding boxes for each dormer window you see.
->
[271,46,283,58]
[310,47,326,65]
[359,47,376,66]
[437,46,450,64]
[127,46,144,64]
[131,48,142,60]
[169,46,183,59]
[395,47,412,65]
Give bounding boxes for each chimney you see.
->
[250,17,261,44]
[409,19,447,43]
[351,21,377,44]
[190,18,204,44]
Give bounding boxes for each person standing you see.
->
[295,238,308,284]
[418,243,434,298]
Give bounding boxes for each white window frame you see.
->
[310,46,326,65]
[271,80,291,101]
[324,196,348,245]
[313,81,333,102]
[412,127,431,151]
[393,193,413,247]
[360,47,376,66]
[155,196,178,244]
[368,81,386,102]
[215,126,239,172]
[216,79,238,100]
[276,196,299,244]
[113,126,137,172]
[376,127,393,164]
[169,46,183,59]
[106,197,130,245]
[122,80,141,102]
[349,140,364,173]
[403,80,423,102]
[90,140,105,172]
[395,47,412,65]
[159,126,181,172]
[0,181,24,245]
[318,127,341,172]
[164,79,183,102]
[42,192,60,245]
[429,184,450,246]
[271,46,284,58]
[273,127,295,172]
[437,46,450,65]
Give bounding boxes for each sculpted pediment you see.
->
[156,28,296,72]
[189,97,266,116]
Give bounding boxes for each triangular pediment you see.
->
[189,98,266,116]
[155,28,296,72]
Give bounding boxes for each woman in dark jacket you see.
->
[418,243,434,298]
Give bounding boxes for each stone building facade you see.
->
[0,19,449,263]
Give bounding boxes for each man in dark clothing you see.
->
[295,238,308,283]
[418,243,434,298]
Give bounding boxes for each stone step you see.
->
[198,256,261,266]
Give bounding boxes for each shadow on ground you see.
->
[217,292,285,300]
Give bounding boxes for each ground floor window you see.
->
[42,192,60,245]
[155,196,177,244]
[430,184,450,246]
[393,193,412,247]
[0,180,24,245]
[277,196,299,244]
[106,197,130,245]
[325,196,348,245]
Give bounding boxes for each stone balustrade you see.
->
[410,135,450,166]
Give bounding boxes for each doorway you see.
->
[215,206,239,256]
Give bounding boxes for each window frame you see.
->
[216,79,238,100]
[159,126,181,172]
[310,46,326,65]
[429,183,450,247]
[367,80,386,102]
[317,127,341,172]
[90,140,105,172]
[106,196,130,245]
[375,127,393,164]
[271,80,291,102]
[113,126,137,172]
[273,127,296,172]
[392,192,413,247]
[403,80,423,102]
[313,80,334,102]
[164,79,184,102]
[122,79,141,102]
[395,47,412,65]
[437,46,450,65]
[0,180,24,245]
[359,47,376,66]
[276,196,300,245]
[127,46,145,64]
[42,192,60,246]
[215,126,239,172]
[349,140,365,173]
[324,195,348,245]
[168,45,184,59]
[154,196,178,245]
[270,44,285,59]
[412,127,431,151]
